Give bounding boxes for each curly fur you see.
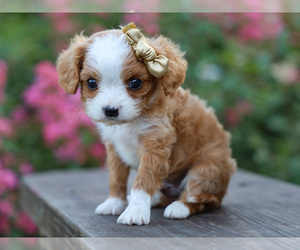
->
[56,27,237,225]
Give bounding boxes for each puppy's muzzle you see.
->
[103,106,119,118]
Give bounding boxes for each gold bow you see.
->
[122,22,169,78]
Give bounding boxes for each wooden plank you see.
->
[21,168,300,237]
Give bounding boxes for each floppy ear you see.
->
[56,34,88,94]
[148,36,187,96]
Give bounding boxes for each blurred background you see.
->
[0,13,300,236]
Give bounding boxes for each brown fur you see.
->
[57,34,89,94]
[106,143,130,201]
[56,29,237,219]
[148,36,188,96]
[80,65,101,102]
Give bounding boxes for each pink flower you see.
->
[225,100,254,127]
[14,212,37,235]
[44,13,74,34]
[11,106,29,124]
[0,200,13,217]
[55,138,81,161]
[239,23,264,41]
[0,60,8,104]
[20,163,33,175]
[23,61,101,163]
[89,142,106,159]
[0,154,16,169]
[243,12,262,21]
[240,13,284,42]
[43,121,69,145]
[35,60,59,81]
[225,108,240,127]
[0,117,13,137]
[0,168,18,194]
[235,100,253,116]
[0,215,10,235]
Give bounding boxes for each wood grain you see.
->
[21,169,300,237]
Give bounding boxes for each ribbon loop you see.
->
[122,22,169,78]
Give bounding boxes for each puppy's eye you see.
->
[86,78,98,90]
[128,78,143,90]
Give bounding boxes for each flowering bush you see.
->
[1,13,300,236]
[23,61,105,163]
[0,60,37,236]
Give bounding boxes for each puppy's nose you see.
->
[103,106,119,118]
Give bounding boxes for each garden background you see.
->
[0,13,300,236]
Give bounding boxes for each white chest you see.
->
[96,122,153,169]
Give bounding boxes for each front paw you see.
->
[117,205,150,225]
[95,197,127,215]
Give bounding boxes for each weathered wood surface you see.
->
[21,169,300,237]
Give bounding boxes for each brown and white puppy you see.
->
[56,26,236,225]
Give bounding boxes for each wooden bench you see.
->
[21,168,300,237]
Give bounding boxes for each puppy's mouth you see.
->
[92,118,129,126]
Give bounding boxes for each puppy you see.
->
[56,23,236,225]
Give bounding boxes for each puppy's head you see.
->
[56,27,187,124]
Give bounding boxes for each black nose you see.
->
[103,106,119,118]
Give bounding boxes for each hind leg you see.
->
[164,161,233,219]
[163,192,216,219]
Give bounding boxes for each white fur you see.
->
[117,189,151,225]
[127,190,163,207]
[95,197,127,215]
[164,201,190,219]
[96,120,154,169]
[186,196,197,203]
[85,33,140,122]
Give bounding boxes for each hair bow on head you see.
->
[122,22,169,78]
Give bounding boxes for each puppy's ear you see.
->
[149,36,187,96]
[56,34,88,94]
